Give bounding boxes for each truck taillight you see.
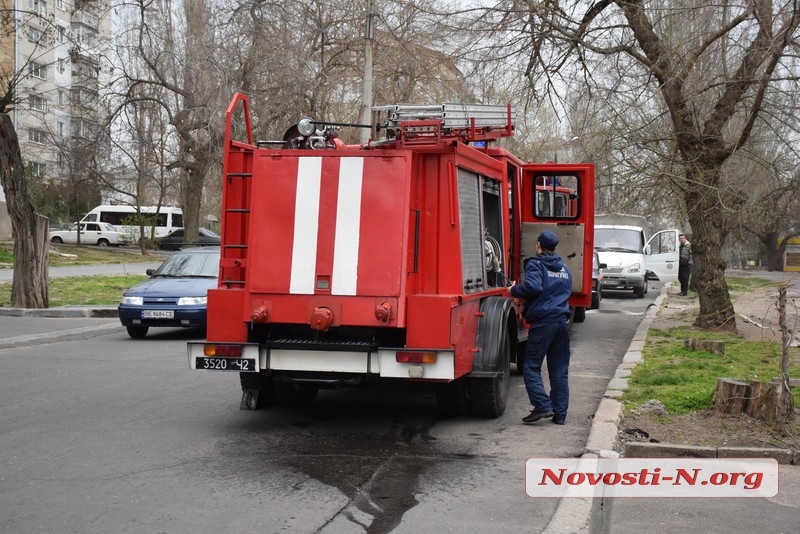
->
[396,351,437,364]
[204,344,243,357]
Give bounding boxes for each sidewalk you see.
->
[544,278,800,533]
[0,261,163,282]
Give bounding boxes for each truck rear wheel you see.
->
[240,372,277,410]
[468,323,511,418]
[273,380,318,407]
[435,380,469,417]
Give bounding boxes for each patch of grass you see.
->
[0,275,148,307]
[725,276,781,293]
[622,328,800,414]
[0,247,12,264]
[0,242,160,267]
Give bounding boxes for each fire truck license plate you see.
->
[195,357,256,371]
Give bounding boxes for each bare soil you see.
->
[619,273,800,452]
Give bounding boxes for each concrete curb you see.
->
[544,283,798,533]
[0,306,118,318]
[0,321,124,350]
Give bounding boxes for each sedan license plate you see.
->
[142,309,174,319]
[196,357,256,372]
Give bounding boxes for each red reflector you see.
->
[204,344,243,357]
[395,351,437,364]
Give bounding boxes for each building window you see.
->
[28,161,46,178]
[56,121,64,136]
[58,90,65,105]
[28,129,47,144]
[29,95,47,112]
[29,0,46,15]
[58,26,66,43]
[58,58,65,74]
[71,119,95,138]
[56,0,63,10]
[29,62,47,79]
[28,27,45,44]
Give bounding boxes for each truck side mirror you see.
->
[644,244,652,255]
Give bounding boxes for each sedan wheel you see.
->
[127,326,149,339]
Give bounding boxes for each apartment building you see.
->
[19,0,111,177]
[0,0,111,237]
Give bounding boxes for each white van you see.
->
[80,205,183,240]
[594,214,680,298]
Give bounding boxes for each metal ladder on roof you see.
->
[374,103,516,142]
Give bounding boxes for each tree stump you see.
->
[684,338,725,355]
[713,378,749,414]
[744,381,781,425]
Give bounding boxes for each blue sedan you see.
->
[118,247,220,338]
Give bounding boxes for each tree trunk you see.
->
[0,114,48,308]
[685,178,736,331]
[182,166,204,244]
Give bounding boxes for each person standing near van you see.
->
[678,233,692,296]
[508,230,572,425]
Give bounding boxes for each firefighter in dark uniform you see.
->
[508,230,572,425]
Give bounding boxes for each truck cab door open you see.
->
[646,229,680,282]
[519,164,595,307]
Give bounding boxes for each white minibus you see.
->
[80,205,183,240]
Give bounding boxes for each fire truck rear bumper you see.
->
[188,342,455,380]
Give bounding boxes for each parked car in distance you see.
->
[118,247,220,338]
[49,222,129,247]
[592,250,606,310]
[156,227,220,250]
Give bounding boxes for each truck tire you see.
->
[468,320,511,418]
[240,371,277,410]
[126,326,149,338]
[435,380,469,417]
[273,380,318,407]
[573,306,586,323]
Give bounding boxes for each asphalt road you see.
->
[0,283,650,533]
[1,276,797,533]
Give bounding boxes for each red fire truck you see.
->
[188,94,594,417]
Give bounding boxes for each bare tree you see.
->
[106,0,228,244]
[0,112,49,307]
[452,0,800,330]
[0,4,58,307]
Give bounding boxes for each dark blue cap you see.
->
[538,230,559,251]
